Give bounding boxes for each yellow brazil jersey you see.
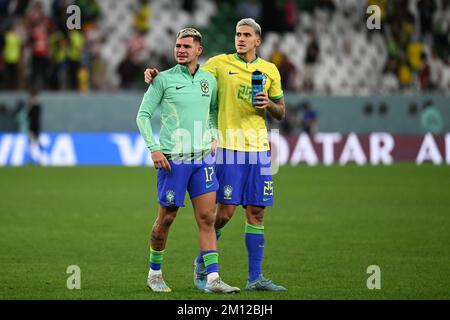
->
[201,53,284,152]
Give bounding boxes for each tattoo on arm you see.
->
[267,97,285,121]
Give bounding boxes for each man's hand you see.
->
[253,92,270,109]
[151,150,171,170]
[144,68,159,84]
[211,139,217,156]
[255,94,285,121]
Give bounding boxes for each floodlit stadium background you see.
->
[0,0,449,300]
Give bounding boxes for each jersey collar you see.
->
[233,53,259,64]
[178,63,200,76]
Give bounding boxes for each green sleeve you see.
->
[209,78,219,140]
[136,76,164,152]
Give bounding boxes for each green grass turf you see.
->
[0,164,449,300]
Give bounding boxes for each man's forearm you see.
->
[267,98,285,121]
[136,115,159,152]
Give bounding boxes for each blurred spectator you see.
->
[25,1,45,28]
[269,43,298,91]
[134,0,151,33]
[427,49,444,90]
[75,0,101,26]
[397,56,413,88]
[117,49,141,89]
[386,33,401,61]
[280,102,302,134]
[381,59,400,93]
[417,0,436,37]
[420,50,445,92]
[387,0,415,48]
[281,60,298,91]
[48,27,68,90]
[78,64,89,92]
[419,52,430,91]
[152,51,171,73]
[0,24,5,86]
[27,88,42,164]
[83,21,106,90]
[300,101,319,135]
[269,42,284,67]
[52,0,73,31]
[303,31,320,92]
[90,51,107,90]
[283,0,297,32]
[407,41,424,72]
[3,21,21,89]
[433,0,450,61]
[127,29,149,65]
[12,88,43,163]
[83,21,104,61]
[29,22,49,89]
[66,30,85,90]
[13,98,28,133]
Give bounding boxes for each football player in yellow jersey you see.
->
[144,18,286,291]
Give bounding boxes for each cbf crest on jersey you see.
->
[200,79,209,94]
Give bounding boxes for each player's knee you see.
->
[219,205,235,221]
[247,206,265,224]
[161,210,177,228]
[164,214,177,227]
[198,210,215,228]
[216,212,231,227]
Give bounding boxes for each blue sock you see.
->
[245,223,265,282]
[196,252,203,264]
[196,229,222,264]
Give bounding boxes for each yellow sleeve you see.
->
[201,56,218,78]
[268,66,284,101]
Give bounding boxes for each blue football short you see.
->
[215,148,274,207]
[157,154,219,207]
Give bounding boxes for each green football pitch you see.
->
[0,164,449,300]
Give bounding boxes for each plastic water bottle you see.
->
[251,70,264,107]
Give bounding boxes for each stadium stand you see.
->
[0,0,449,94]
